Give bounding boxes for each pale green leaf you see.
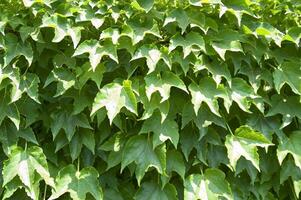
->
[91,81,137,124]
[184,168,232,200]
[2,146,54,199]
[163,8,189,34]
[73,39,118,70]
[136,0,154,12]
[145,71,188,102]
[169,32,206,58]
[189,77,231,116]
[49,165,103,200]
[225,125,273,171]
[41,14,82,48]
[3,33,33,67]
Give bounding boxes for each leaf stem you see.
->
[77,157,80,172]
[24,141,28,152]
[43,184,47,200]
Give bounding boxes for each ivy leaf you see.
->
[122,19,161,45]
[164,8,189,34]
[73,39,118,70]
[243,22,284,47]
[229,78,262,113]
[22,0,52,7]
[69,131,95,162]
[182,103,226,136]
[75,62,105,89]
[267,95,301,128]
[211,30,244,60]
[225,125,273,171]
[184,168,232,200]
[121,135,166,185]
[2,146,54,199]
[50,110,92,141]
[273,61,301,95]
[49,165,103,200]
[166,150,185,180]
[140,112,179,148]
[169,32,206,58]
[75,6,104,29]
[91,80,137,124]
[134,182,177,200]
[194,56,232,85]
[0,122,38,155]
[277,131,301,171]
[41,14,82,48]
[189,77,231,116]
[3,33,33,67]
[99,28,120,44]
[131,45,161,74]
[136,0,154,12]
[44,67,76,97]
[11,73,40,103]
[145,71,188,102]
[140,92,170,122]
[0,91,20,129]
[187,11,218,33]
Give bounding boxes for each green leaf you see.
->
[243,22,284,47]
[0,122,38,155]
[229,78,262,113]
[75,62,104,89]
[121,135,166,185]
[187,11,218,33]
[122,19,161,45]
[273,61,301,95]
[50,110,92,141]
[73,39,118,70]
[11,73,40,103]
[194,56,232,85]
[164,8,189,34]
[184,168,232,200]
[169,32,206,58]
[91,80,137,124]
[75,6,104,29]
[145,71,188,102]
[140,92,170,122]
[134,182,177,200]
[136,0,154,12]
[41,14,82,48]
[0,91,20,129]
[44,67,76,97]
[267,95,301,128]
[210,30,244,60]
[22,0,52,7]
[277,131,301,171]
[189,77,231,116]
[49,165,103,200]
[131,45,161,74]
[99,28,120,45]
[2,146,54,199]
[3,33,33,67]
[225,125,273,171]
[166,150,185,180]
[140,112,179,148]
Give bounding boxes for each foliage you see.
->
[0,0,301,199]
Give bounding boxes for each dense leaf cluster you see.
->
[0,0,301,199]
